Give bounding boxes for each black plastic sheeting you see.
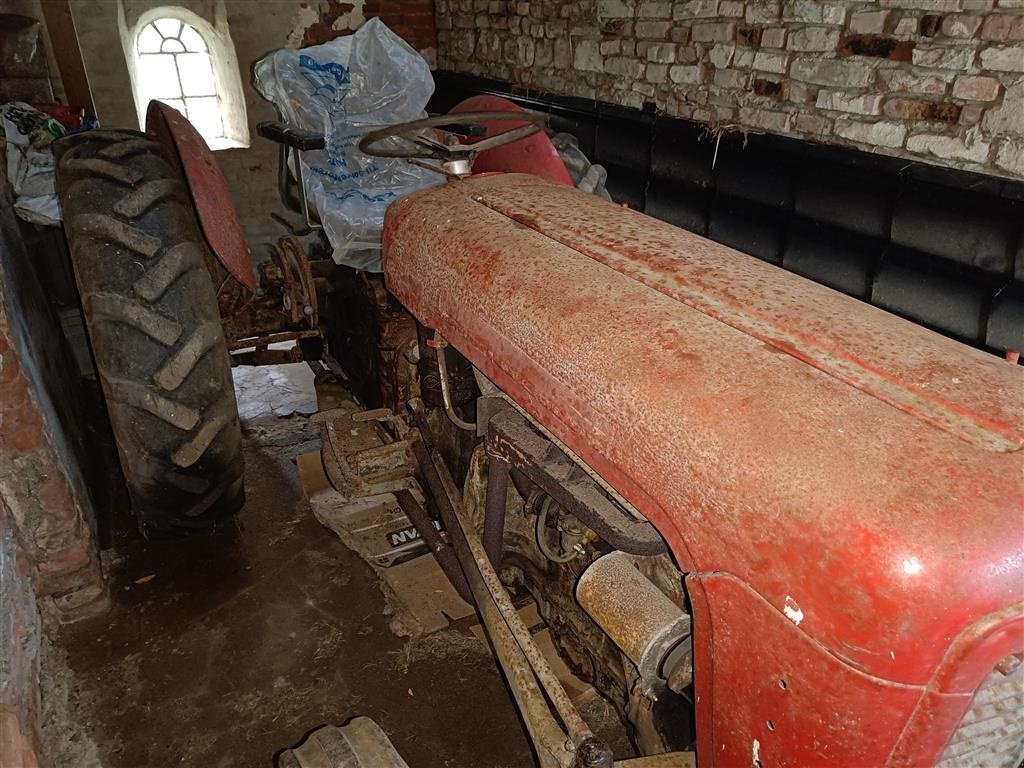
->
[429,72,1024,358]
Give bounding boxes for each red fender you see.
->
[145,101,256,292]
[449,95,574,186]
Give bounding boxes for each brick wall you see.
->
[299,0,439,59]
[0,186,105,620]
[0,500,42,768]
[436,0,1024,179]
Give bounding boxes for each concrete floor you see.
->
[53,367,541,768]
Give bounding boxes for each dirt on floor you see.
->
[46,411,538,768]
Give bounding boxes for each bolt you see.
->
[573,738,614,768]
[996,653,1022,676]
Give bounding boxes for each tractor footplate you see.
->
[305,405,431,568]
[312,405,418,500]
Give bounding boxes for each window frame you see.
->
[123,6,249,151]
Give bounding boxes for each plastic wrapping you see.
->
[254,19,441,271]
[1,103,66,225]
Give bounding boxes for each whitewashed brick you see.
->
[605,56,646,77]
[573,38,603,71]
[906,133,992,162]
[912,45,977,69]
[753,50,790,73]
[788,26,840,51]
[835,119,908,147]
[673,0,719,19]
[709,43,735,68]
[714,67,748,88]
[598,0,633,18]
[637,1,672,17]
[746,2,781,22]
[534,38,553,65]
[791,57,873,86]
[735,47,756,67]
[762,27,787,48]
[785,0,846,24]
[646,42,675,62]
[740,106,792,132]
[669,64,703,83]
[878,69,951,94]
[982,79,1024,133]
[893,15,920,35]
[952,74,1002,100]
[995,137,1024,174]
[794,113,833,135]
[692,21,736,41]
[647,62,669,82]
[788,80,817,101]
[635,20,672,38]
[719,0,745,17]
[880,0,962,8]
[816,89,884,114]
[942,14,983,37]
[849,10,891,34]
[979,45,1024,70]
[553,37,571,67]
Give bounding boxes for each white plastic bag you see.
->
[253,18,441,271]
[1,103,65,226]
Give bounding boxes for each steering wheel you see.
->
[358,111,544,174]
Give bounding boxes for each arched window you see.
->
[126,10,248,150]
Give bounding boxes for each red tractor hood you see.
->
[382,174,1024,688]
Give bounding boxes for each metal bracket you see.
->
[486,410,667,556]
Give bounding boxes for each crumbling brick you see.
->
[735,23,763,47]
[839,34,915,61]
[883,98,962,121]
[435,0,1024,178]
[752,77,785,97]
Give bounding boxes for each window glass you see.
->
[136,19,225,146]
[153,18,181,38]
[137,24,162,53]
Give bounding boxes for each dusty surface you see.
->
[231,361,318,420]
[52,408,537,768]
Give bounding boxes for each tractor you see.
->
[54,70,1023,768]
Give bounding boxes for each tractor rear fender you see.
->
[145,101,257,292]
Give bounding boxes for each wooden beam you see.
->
[38,0,94,114]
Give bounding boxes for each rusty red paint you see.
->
[382,173,1024,765]
[449,96,574,186]
[145,102,256,292]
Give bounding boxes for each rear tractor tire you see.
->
[56,129,244,535]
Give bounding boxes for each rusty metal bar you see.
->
[427,443,595,745]
[411,440,576,767]
[487,409,666,555]
[393,489,472,604]
[482,454,510,566]
[432,331,477,431]
[227,328,321,351]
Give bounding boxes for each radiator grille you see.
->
[935,659,1024,768]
